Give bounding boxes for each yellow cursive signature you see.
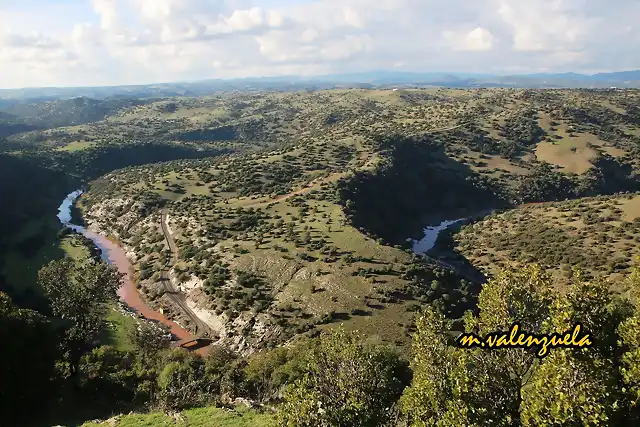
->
[456,323,593,358]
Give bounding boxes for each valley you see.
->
[58,191,200,347]
[3,86,640,426]
[41,88,640,353]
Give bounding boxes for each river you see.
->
[57,190,197,344]
[411,218,466,255]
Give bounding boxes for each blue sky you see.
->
[1,1,95,33]
[1,0,639,88]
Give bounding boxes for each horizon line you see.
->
[1,68,638,92]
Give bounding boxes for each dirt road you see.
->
[274,172,347,202]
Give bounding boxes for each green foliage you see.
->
[514,162,576,204]
[204,346,239,397]
[402,261,481,319]
[500,113,545,146]
[79,346,155,406]
[521,349,616,426]
[277,327,410,427]
[244,344,309,403]
[618,266,640,413]
[156,349,214,411]
[127,319,172,360]
[79,405,274,427]
[0,292,59,425]
[236,270,262,288]
[514,158,640,204]
[38,258,122,373]
[401,264,640,426]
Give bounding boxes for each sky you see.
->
[0,0,638,89]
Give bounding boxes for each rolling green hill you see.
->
[4,87,640,426]
[453,193,640,286]
[72,88,640,352]
[1,96,151,128]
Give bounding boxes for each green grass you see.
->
[1,216,94,294]
[80,406,274,427]
[57,141,97,152]
[59,231,139,351]
[205,196,416,345]
[6,232,91,290]
[100,307,139,351]
[60,235,91,260]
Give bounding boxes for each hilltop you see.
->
[1,69,640,102]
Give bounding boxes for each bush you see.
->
[243,345,308,402]
[277,327,410,427]
[236,270,262,288]
[78,346,152,406]
[156,349,210,411]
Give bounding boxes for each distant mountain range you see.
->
[0,70,638,102]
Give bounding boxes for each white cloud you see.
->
[496,0,587,52]
[444,27,495,51]
[0,0,639,88]
[92,0,121,30]
[1,31,62,49]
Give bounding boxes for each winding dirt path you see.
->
[274,172,348,202]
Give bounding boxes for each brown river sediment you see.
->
[83,229,196,342]
[58,191,205,353]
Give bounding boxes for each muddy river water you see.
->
[57,190,196,343]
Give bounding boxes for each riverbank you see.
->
[58,191,202,351]
[409,209,497,286]
[410,209,496,256]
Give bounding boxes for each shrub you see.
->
[277,327,410,427]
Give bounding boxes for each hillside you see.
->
[72,88,640,353]
[0,96,253,301]
[3,87,640,426]
[453,193,640,286]
[0,97,152,128]
[79,148,474,351]
[0,154,77,310]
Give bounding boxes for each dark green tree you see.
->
[128,318,171,361]
[156,349,210,411]
[38,259,122,376]
[78,345,155,407]
[0,292,59,425]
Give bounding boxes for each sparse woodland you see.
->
[2,88,640,425]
